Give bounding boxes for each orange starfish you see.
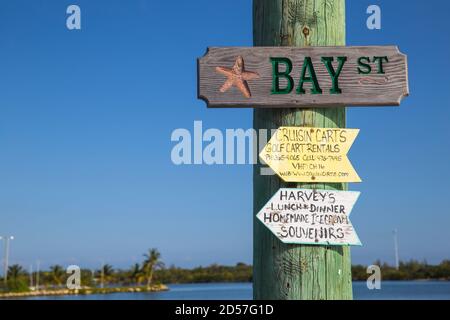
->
[215,56,260,98]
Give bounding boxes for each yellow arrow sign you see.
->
[260,127,361,183]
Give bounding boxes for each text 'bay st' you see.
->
[198,46,409,108]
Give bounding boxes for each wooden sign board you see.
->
[198,46,408,108]
[260,127,361,183]
[257,188,361,246]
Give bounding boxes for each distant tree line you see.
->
[352,260,450,281]
[1,251,449,293]
[154,263,252,284]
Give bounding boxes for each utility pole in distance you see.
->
[36,260,40,291]
[253,0,351,299]
[100,261,104,289]
[393,229,400,270]
[29,264,33,288]
[0,236,14,287]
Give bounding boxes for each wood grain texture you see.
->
[198,46,408,108]
[253,0,353,300]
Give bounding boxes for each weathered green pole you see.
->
[253,0,352,300]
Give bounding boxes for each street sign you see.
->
[256,188,361,246]
[260,127,361,183]
[198,46,409,108]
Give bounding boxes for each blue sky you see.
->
[0,0,449,270]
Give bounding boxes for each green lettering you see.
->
[357,56,372,74]
[296,57,322,95]
[373,56,389,74]
[321,56,347,94]
[270,57,294,94]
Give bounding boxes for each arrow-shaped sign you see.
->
[257,188,361,246]
[260,127,361,183]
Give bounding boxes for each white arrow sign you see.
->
[257,188,361,246]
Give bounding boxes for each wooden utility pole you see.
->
[253,0,352,300]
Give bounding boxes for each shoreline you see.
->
[0,284,169,299]
[2,279,449,299]
[165,278,450,285]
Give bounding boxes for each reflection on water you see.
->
[17,281,450,300]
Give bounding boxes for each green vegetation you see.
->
[0,248,167,294]
[1,250,449,295]
[49,265,65,286]
[5,264,29,293]
[143,248,165,289]
[352,260,450,281]
[154,260,450,284]
[154,262,252,284]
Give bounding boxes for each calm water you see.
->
[19,281,450,300]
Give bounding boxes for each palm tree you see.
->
[130,263,143,286]
[6,264,27,291]
[142,248,164,289]
[7,264,24,280]
[49,265,65,286]
[99,264,114,285]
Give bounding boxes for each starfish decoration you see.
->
[215,56,260,98]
